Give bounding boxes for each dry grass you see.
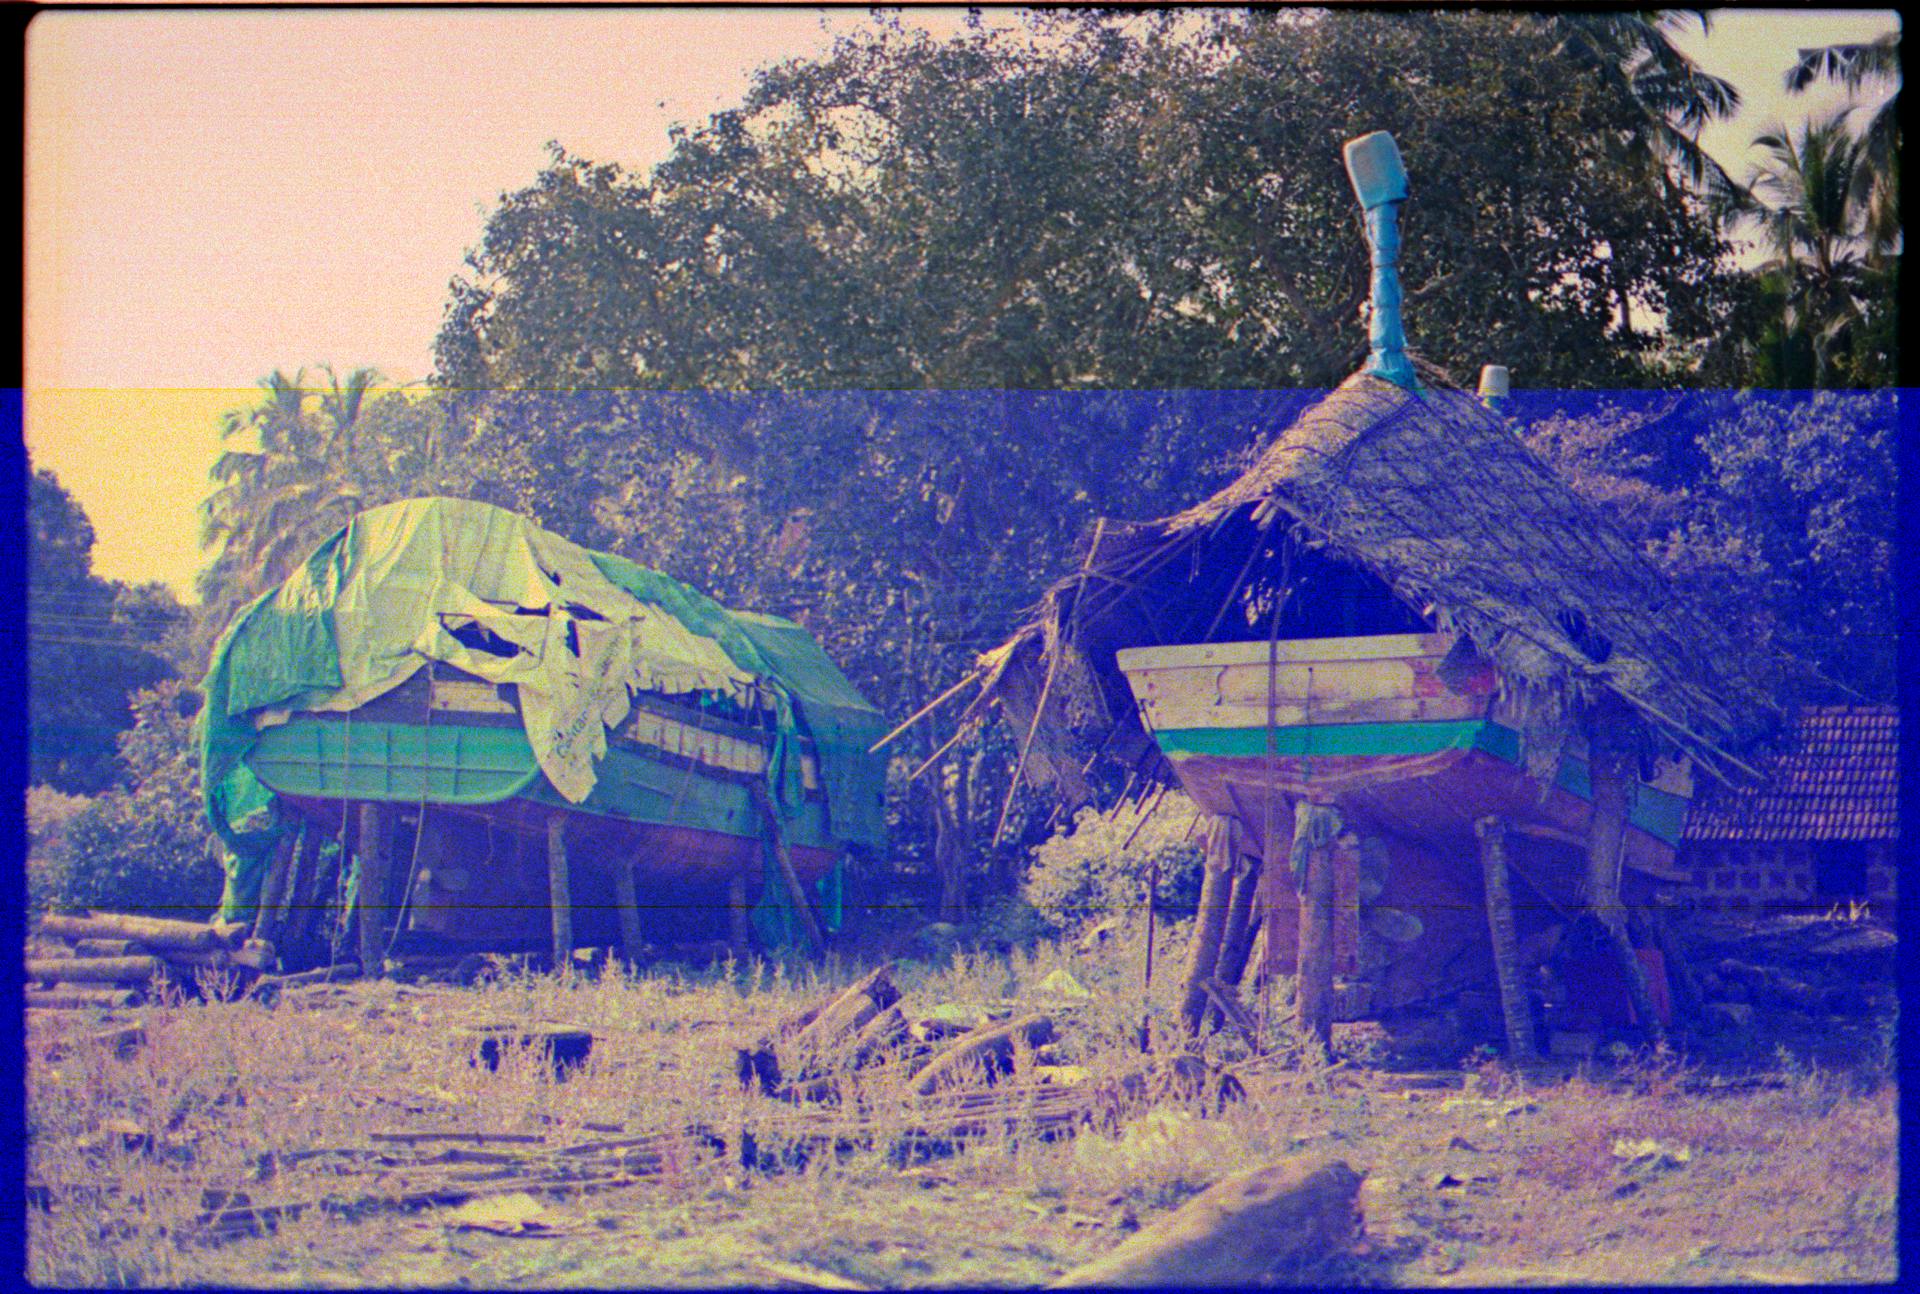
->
[24,937,1899,1287]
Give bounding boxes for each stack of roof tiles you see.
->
[1683,705,1898,842]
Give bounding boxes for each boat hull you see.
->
[1118,634,1694,1017]
[245,666,842,944]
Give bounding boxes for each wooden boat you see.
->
[1118,632,1693,1016]
[200,497,888,968]
[246,658,855,949]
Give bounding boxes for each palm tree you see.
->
[196,367,383,645]
[1742,112,1877,386]
[1786,30,1900,263]
[1539,11,1744,207]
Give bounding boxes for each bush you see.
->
[1023,790,1206,935]
[39,682,224,919]
[26,785,94,914]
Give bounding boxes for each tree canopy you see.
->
[29,466,184,793]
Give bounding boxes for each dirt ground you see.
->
[23,930,1899,1288]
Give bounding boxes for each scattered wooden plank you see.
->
[788,963,900,1069]
[453,1023,594,1076]
[909,1013,1054,1096]
[1050,1157,1363,1287]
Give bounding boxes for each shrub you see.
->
[1023,790,1206,935]
[26,784,94,914]
[41,682,224,919]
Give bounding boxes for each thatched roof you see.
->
[957,368,1781,807]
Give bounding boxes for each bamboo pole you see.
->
[612,861,645,968]
[1295,810,1337,1056]
[1474,816,1537,1061]
[547,815,574,972]
[357,803,389,978]
[1179,816,1237,1035]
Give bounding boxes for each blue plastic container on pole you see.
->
[1343,131,1418,391]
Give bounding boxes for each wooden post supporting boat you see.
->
[750,782,824,952]
[728,871,752,959]
[1205,838,1265,1033]
[1474,815,1537,1060]
[1215,847,1265,989]
[612,860,645,967]
[356,803,389,978]
[1180,816,1237,1034]
[1295,805,1338,1055]
[252,831,299,947]
[547,815,574,972]
[1584,712,1666,1043]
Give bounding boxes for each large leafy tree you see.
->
[431,10,1744,913]
[28,467,182,793]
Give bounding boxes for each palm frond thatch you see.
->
[957,369,1781,805]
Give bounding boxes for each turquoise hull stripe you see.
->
[247,717,839,852]
[1153,718,1689,844]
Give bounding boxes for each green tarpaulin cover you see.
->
[199,497,888,937]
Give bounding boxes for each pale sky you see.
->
[22,7,1901,602]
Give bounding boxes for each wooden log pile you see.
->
[727,966,1246,1168]
[26,912,273,1006]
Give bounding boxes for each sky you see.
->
[22,7,1901,603]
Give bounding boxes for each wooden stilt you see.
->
[750,783,824,952]
[252,832,299,947]
[1215,849,1266,989]
[728,870,752,958]
[1584,720,1666,1043]
[1295,806,1337,1056]
[1180,816,1236,1035]
[1640,901,1702,1026]
[277,826,316,931]
[613,861,645,968]
[1204,845,1265,1033]
[1474,815,1537,1061]
[356,803,389,978]
[546,816,573,973]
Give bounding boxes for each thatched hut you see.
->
[941,133,1778,1054]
